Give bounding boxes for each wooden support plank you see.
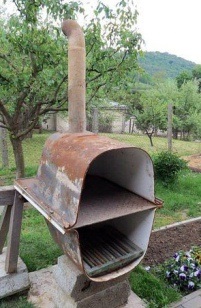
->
[0,186,15,206]
[5,191,24,273]
[0,205,12,254]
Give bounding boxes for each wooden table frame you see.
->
[0,186,24,273]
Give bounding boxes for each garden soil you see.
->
[143,220,201,266]
[143,154,201,266]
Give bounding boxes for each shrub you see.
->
[159,247,201,293]
[153,151,187,184]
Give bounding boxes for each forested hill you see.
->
[139,51,196,79]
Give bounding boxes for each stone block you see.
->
[53,255,130,302]
[0,247,30,299]
[53,279,130,308]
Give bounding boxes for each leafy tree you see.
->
[176,70,192,88]
[134,80,178,146]
[192,65,201,92]
[0,0,142,177]
[135,89,167,146]
[174,80,201,139]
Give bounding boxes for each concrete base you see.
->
[28,256,146,308]
[0,247,30,299]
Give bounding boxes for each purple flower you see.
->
[180,265,188,272]
[194,269,201,278]
[179,273,186,280]
[175,255,180,262]
[188,281,195,289]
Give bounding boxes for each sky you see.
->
[82,0,201,64]
[134,0,201,64]
[1,0,201,64]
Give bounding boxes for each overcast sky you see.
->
[133,0,201,64]
[1,0,201,64]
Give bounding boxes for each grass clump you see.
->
[130,266,181,308]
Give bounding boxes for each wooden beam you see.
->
[5,191,24,273]
[0,186,15,206]
[0,205,12,254]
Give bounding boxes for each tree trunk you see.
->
[10,137,25,178]
[0,127,9,168]
[167,103,173,152]
[147,132,154,147]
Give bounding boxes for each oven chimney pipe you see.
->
[62,20,86,133]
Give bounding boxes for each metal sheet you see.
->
[15,132,159,231]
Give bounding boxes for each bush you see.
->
[153,151,187,184]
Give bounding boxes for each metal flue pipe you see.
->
[62,20,86,133]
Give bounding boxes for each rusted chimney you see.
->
[62,20,86,133]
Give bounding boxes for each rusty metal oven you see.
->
[14,20,162,282]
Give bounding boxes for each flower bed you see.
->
[154,247,201,294]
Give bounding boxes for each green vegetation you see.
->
[139,51,195,79]
[105,133,201,156]
[153,152,187,185]
[20,209,62,272]
[130,266,181,307]
[154,171,201,228]
[0,296,34,308]
[0,0,141,177]
[154,247,201,294]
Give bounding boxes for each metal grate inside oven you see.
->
[78,225,144,277]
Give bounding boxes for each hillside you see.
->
[139,51,196,79]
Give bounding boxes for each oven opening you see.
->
[78,223,144,277]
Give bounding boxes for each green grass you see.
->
[20,209,62,271]
[0,131,51,180]
[130,266,181,308]
[0,296,34,308]
[154,170,201,228]
[103,133,201,156]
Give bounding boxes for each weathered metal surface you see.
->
[76,175,157,228]
[0,186,15,206]
[14,132,159,232]
[62,20,86,133]
[0,205,12,253]
[44,207,156,282]
[13,131,164,281]
[5,191,24,273]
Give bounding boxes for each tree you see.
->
[176,70,192,89]
[134,87,167,146]
[192,65,201,93]
[174,80,201,140]
[0,0,142,177]
[134,80,178,146]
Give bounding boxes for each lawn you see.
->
[104,133,201,157]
